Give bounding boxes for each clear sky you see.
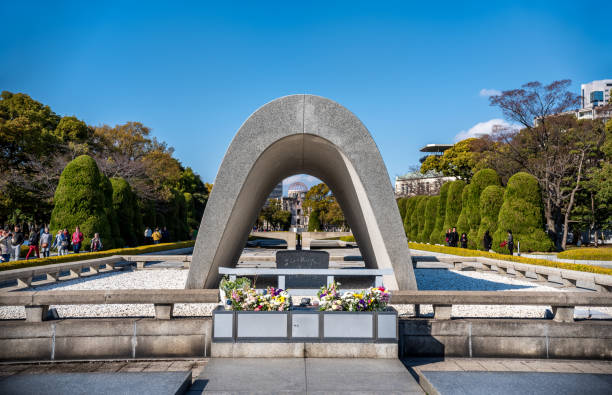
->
[2,1,611,193]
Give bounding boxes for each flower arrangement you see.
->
[317,281,390,312]
[227,282,291,311]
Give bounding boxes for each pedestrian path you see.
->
[404,358,612,395]
[188,358,424,394]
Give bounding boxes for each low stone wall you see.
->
[399,318,612,360]
[0,318,211,361]
[2,316,611,361]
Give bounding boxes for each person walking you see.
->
[10,226,24,261]
[144,227,152,244]
[460,232,468,249]
[483,230,492,251]
[90,233,103,252]
[152,228,162,244]
[0,229,10,262]
[53,230,66,256]
[72,226,84,253]
[507,230,514,255]
[25,227,40,260]
[40,227,53,258]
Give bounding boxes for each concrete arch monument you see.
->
[187,95,417,290]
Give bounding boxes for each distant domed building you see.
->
[282,181,309,229]
[287,181,308,198]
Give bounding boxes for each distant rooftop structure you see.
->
[419,144,453,153]
[419,143,453,163]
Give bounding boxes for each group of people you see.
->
[0,225,104,262]
[445,227,466,248]
[445,227,514,255]
[143,227,169,245]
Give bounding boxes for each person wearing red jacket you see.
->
[71,226,84,253]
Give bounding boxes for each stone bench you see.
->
[0,289,219,322]
[389,290,612,322]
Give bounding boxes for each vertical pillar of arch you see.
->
[187,95,417,290]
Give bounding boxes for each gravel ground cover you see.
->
[1,267,610,319]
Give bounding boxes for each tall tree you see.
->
[420,138,486,181]
[489,80,605,249]
[49,155,112,248]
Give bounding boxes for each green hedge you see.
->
[456,187,470,237]
[408,242,612,276]
[466,169,500,249]
[441,180,465,239]
[431,182,450,244]
[410,196,427,241]
[0,241,196,272]
[493,172,553,253]
[403,197,418,236]
[49,155,113,249]
[476,185,505,250]
[420,196,439,243]
[557,248,612,261]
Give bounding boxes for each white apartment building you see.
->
[577,79,612,120]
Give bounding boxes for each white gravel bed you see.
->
[1,267,610,319]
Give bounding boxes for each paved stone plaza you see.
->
[1,358,611,394]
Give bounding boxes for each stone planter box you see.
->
[212,306,397,343]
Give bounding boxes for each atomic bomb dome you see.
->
[287,181,308,196]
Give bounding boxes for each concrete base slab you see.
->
[192,358,423,393]
[0,371,191,395]
[211,342,398,358]
[419,371,612,395]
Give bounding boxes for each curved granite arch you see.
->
[187,95,416,290]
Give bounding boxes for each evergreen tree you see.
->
[430,181,450,243]
[49,155,112,248]
[414,196,429,242]
[421,195,439,243]
[455,187,470,237]
[466,169,500,248]
[308,209,321,231]
[493,172,553,252]
[397,198,408,223]
[441,180,466,238]
[111,177,139,246]
[403,197,418,237]
[100,176,121,248]
[409,196,425,241]
[476,185,504,250]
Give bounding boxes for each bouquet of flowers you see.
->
[227,285,291,311]
[317,281,390,312]
[317,281,343,311]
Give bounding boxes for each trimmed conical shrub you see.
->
[403,197,418,236]
[100,176,121,248]
[415,196,430,242]
[466,169,500,248]
[456,187,470,237]
[441,180,466,239]
[476,185,504,250]
[397,197,408,224]
[409,196,426,241]
[421,195,439,243]
[493,172,553,253]
[49,155,112,249]
[111,177,139,246]
[430,182,450,244]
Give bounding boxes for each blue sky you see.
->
[2,1,611,194]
